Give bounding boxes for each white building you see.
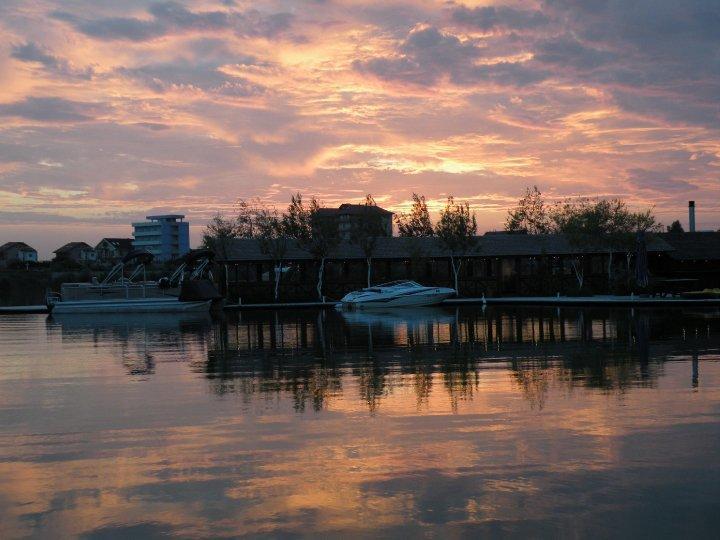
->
[132,214,190,262]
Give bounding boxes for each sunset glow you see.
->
[1,0,719,256]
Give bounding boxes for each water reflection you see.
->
[47,313,212,376]
[202,306,719,413]
[2,307,720,538]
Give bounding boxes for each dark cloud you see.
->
[51,11,164,41]
[51,2,294,41]
[355,25,546,88]
[354,25,482,86]
[0,97,107,122]
[11,41,94,80]
[626,168,697,192]
[534,37,617,70]
[118,59,264,96]
[451,5,549,31]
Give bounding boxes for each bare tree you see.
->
[435,196,478,294]
[201,212,242,260]
[282,193,340,300]
[255,206,289,302]
[350,194,386,287]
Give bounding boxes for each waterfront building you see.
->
[215,233,681,303]
[95,238,133,264]
[132,214,190,262]
[313,204,393,241]
[0,242,38,267]
[53,242,96,264]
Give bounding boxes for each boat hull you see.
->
[342,289,455,309]
[50,298,212,314]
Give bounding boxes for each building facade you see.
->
[95,238,133,264]
[0,242,38,267]
[132,214,190,262]
[215,233,676,303]
[53,242,96,264]
[314,204,393,241]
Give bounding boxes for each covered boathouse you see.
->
[216,232,680,303]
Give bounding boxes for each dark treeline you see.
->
[203,193,478,298]
[203,188,661,299]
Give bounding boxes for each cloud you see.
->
[451,5,550,31]
[11,41,94,80]
[0,97,107,122]
[534,37,617,70]
[355,25,548,88]
[51,2,294,42]
[626,168,697,192]
[118,59,264,96]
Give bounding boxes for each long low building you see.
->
[215,232,683,303]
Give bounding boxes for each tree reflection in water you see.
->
[203,306,720,413]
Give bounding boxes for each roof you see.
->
[146,214,185,220]
[219,233,674,262]
[0,241,36,254]
[315,204,393,217]
[97,238,133,250]
[659,232,720,261]
[338,204,393,216]
[54,241,93,254]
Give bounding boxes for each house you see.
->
[0,242,38,268]
[652,232,720,290]
[132,214,190,262]
[313,204,393,241]
[95,238,133,264]
[53,242,97,264]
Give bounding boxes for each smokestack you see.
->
[689,201,696,232]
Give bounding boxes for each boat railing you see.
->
[60,281,172,301]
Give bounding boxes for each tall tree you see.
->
[255,206,289,302]
[396,193,434,237]
[435,196,478,294]
[308,198,340,299]
[666,220,684,233]
[505,186,551,234]
[236,198,262,238]
[282,193,312,244]
[281,193,340,300]
[350,194,386,287]
[550,198,661,286]
[201,212,242,260]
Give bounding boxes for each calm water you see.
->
[1,306,719,538]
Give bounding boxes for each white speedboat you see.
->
[47,249,221,315]
[339,280,455,309]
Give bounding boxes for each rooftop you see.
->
[54,241,93,254]
[145,214,185,221]
[659,232,720,261]
[219,232,674,262]
[0,242,35,254]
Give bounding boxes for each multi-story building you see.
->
[132,214,190,262]
[0,242,38,267]
[314,204,393,241]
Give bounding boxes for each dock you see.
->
[3,295,720,315]
[224,295,720,310]
[0,305,49,314]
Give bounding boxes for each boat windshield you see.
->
[377,280,421,288]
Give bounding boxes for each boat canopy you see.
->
[121,249,154,265]
[182,249,214,264]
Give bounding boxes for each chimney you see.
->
[689,201,696,232]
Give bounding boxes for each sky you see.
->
[0,0,718,258]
